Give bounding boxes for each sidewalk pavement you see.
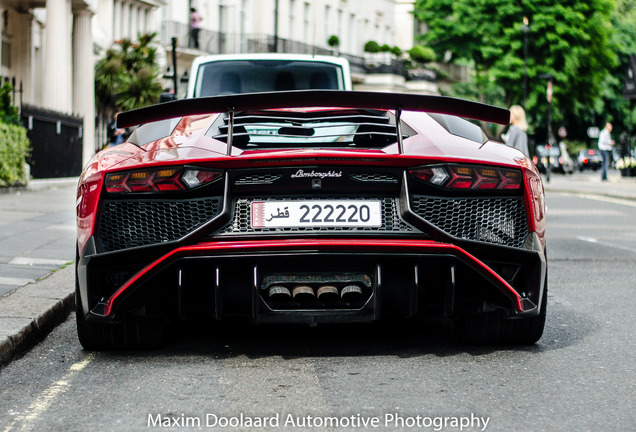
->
[541,169,636,200]
[0,178,77,366]
[1,171,636,365]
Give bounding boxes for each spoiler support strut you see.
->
[227,109,234,156]
[396,106,404,155]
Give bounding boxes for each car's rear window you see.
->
[194,60,343,97]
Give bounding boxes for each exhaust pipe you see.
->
[341,284,363,302]
[316,285,339,302]
[268,285,291,301]
[292,285,315,302]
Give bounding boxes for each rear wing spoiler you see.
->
[117,90,510,155]
[118,90,510,128]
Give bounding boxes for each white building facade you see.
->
[0,0,422,173]
[160,0,399,56]
[0,0,163,168]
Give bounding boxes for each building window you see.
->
[289,0,295,38]
[303,2,311,45]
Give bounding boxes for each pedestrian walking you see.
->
[190,8,202,49]
[107,110,127,147]
[504,105,529,157]
[598,122,615,181]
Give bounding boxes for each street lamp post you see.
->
[540,73,555,182]
[523,17,529,110]
[273,0,279,53]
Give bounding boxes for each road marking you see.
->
[9,257,70,266]
[577,236,636,254]
[47,224,75,231]
[2,353,95,432]
[577,236,598,243]
[577,193,636,208]
[0,277,34,286]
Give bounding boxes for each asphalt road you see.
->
[0,179,635,431]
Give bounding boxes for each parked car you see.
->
[577,149,603,171]
[75,91,548,350]
[161,53,353,101]
[533,143,574,174]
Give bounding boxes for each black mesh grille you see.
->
[410,195,528,247]
[220,196,413,234]
[350,173,398,183]
[97,197,222,252]
[234,173,282,185]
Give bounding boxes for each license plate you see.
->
[251,200,382,228]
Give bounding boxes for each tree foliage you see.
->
[0,82,21,125]
[95,32,163,113]
[601,0,636,147]
[0,123,30,186]
[414,0,621,142]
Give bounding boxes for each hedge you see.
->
[0,122,30,186]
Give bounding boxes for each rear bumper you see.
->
[77,237,546,325]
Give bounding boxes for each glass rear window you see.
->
[194,60,343,97]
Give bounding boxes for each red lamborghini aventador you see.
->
[75,91,547,350]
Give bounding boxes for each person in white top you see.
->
[598,122,615,181]
[505,105,529,157]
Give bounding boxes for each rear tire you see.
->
[75,253,165,350]
[76,306,166,351]
[457,283,547,345]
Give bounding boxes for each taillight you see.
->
[410,164,522,190]
[105,167,222,193]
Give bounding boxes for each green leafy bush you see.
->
[408,45,436,64]
[0,82,20,126]
[0,122,30,186]
[390,46,403,57]
[364,40,381,53]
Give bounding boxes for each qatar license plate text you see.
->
[251,200,382,228]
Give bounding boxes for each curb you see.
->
[0,265,75,367]
[544,188,636,202]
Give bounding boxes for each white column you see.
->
[73,9,95,166]
[43,0,73,112]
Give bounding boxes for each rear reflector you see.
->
[410,164,522,190]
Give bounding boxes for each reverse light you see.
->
[181,168,222,189]
[105,167,222,193]
[410,164,522,190]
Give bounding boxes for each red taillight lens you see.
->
[105,167,222,193]
[410,164,522,190]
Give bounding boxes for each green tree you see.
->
[414,0,617,139]
[598,0,636,150]
[95,32,163,113]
